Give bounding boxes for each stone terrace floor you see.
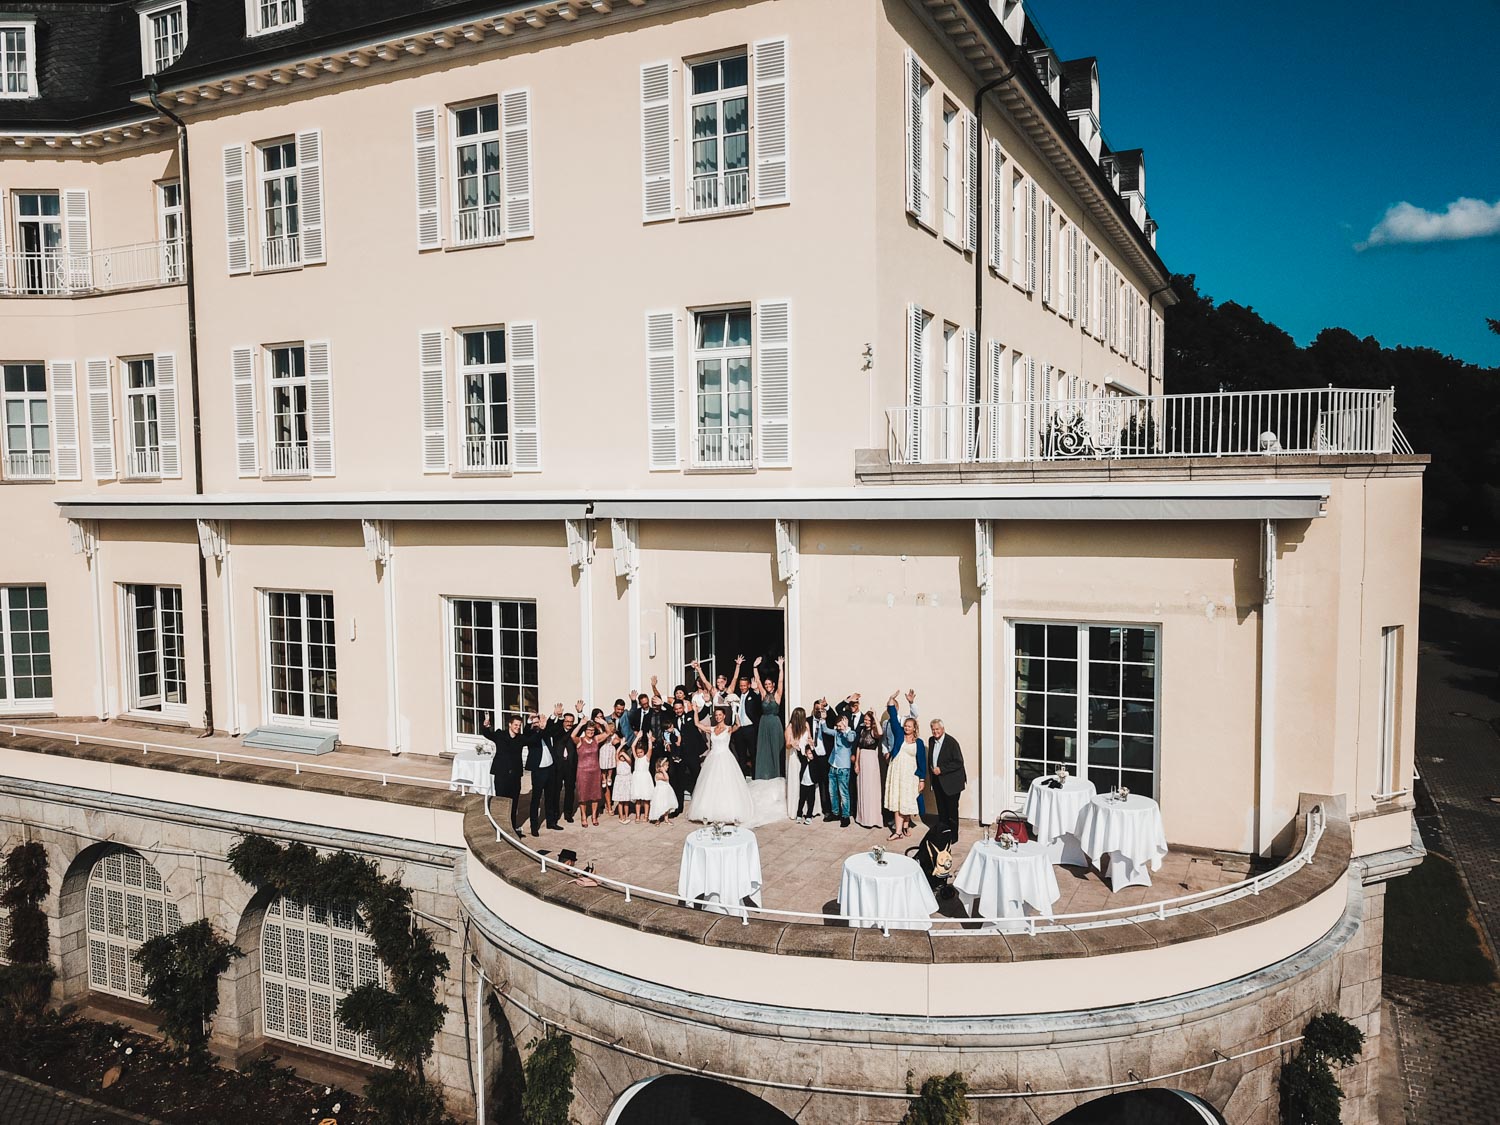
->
[1,718,1251,922]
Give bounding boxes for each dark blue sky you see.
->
[1025,0,1500,367]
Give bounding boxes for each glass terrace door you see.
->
[124,584,185,715]
[265,591,337,726]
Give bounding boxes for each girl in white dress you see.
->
[648,755,679,823]
[688,705,755,825]
[612,744,635,822]
[784,708,814,820]
[629,733,655,820]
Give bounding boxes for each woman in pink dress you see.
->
[572,719,604,826]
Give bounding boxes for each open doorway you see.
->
[670,605,784,695]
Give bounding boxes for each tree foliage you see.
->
[133,919,243,1061]
[902,1070,970,1125]
[0,841,55,1017]
[520,1031,577,1125]
[1280,1011,1365,1125]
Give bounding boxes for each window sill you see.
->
[444,237,505,253]
[122,473,163,483]
[0,477,54,485]
[453,467,513,478]
[685,464,757,475]
[254,262,304,276]
[262,472,312,482]
[679,205,753,224]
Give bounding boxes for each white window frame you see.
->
[915,67,934,227]
[265,343,309,477]
[261,589,338,729]
[256,138,301,270]
[121,356,162,478]
[0,21,37,100]
[156,180,184,283]
[0,584,51,713]
[686,50,751,216]
[120,583,186,718]
[449,98,503,245]
[86,851,183,1003]
[690,305,754,467]
[1009,170,1025,285]
[456,326,510,472]
[139,1,187,75]
[1377,625,1401,797]
[247,0,302,37]
[941,101,960,243]
[443,596,539,752]
[2,362,51,480]
[1007,619,1161,803]
[12,190,63,294]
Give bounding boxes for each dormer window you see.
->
[140,1,187,75]
[0,20,36,99]
[249,0,302,37]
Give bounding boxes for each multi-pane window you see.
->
[941,103,960,241]
[0,586,51,710]
[123,358,161,477]
[692,308,752,466]
[1013,621,1159,798]
[85,851,183,1003]
[459,328,508,471]
[688,53,749,214]
[261,897,387,1065]
[267,345,308,475]
[452,101,501,244]
[449,598,537,741]
[142,3,186,74]
[0,24,33,98]
[2,364,50,480]
[1009,171,1024,280]
[1378,626,1401,795]
[258,140,300,268]
[124,585,185,715]
[157,181,184,282]
[266,591,337,724]
[14,191,62,294]
[679,605,716,689]
[253,0,301,34]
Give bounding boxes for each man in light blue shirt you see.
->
[826,713,857,826]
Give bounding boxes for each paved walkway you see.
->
[1385,537,1500,1125]
[0,1071,156,1125]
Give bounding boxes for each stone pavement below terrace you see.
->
[1386,975,1500,1125]
[0,1070,158,1125]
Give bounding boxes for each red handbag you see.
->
[995,810,1031,844]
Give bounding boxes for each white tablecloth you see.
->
[1076,794,1168,890]
[449,748,496,796]
[678,827,763,919]
[952,840,1061,921]
[838,852,939,931]
[1022,775,1097,866]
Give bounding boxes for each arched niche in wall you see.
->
[606,1074,797,1125]
[1051,1088,1228,1124]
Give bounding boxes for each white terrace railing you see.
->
[484,794,1329,938]
[887,387,1411,466]
[0,239,184,296]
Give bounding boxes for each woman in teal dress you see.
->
[752,655,785,780]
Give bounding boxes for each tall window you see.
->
[688,53,749,214]
[452,100,501,244]
[459,328,508,471]
[679,605,716,688]
[157,181,184,282]
[86,851,182,1003]
[1378,626,1401,796]
[124,585,185,715]
[1009,171,1024,280]
[141,3,186,74]
[266,591,337,724]
[0,585,51,711]
[258,140,300,268]
[1013,621,1159,798]
[449,598,538,742]
[692,308,753,466]
[14,191,62,294]
[941,102,960,241]
[267,344,308,475]
[0,24,34,98]
[252,0,301,35]
[2,363,50,480]
[122,358,161,477]
[915,69,934,223]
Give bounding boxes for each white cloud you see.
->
[1358,197,1500,250]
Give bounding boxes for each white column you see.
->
[363,520,400,754]
[1257,518,1278,856]
[976,518,996,825]
[71,520,109,719]
[568,519,595,704]
[612,518,641,691]
[197,520,239,735]
[775,519,801,704]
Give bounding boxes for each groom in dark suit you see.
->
[927,719,966,839]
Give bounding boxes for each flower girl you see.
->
[648,755,679,824]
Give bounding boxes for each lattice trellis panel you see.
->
[84,850,183,1003]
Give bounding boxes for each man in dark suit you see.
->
[544,706,579,822]
[927,718,966,839]
[481,712,534,832]
[522,713,562,837]
[667,698,700,813]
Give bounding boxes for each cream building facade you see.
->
[0,1,1421,1122]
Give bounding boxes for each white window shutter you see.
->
[1024,355,1038,460]
[903,50,921,219]
[418,330,448,473]
[1065,225,1077,321]
[906,303,924,462]
[985,339,1003,460]
[63,189,92,289]
[755,299,791,466]
[1025,178,1037,293]
[988,140,1004,275]
[231,346,259,477]
[963,111,978,253]
[222,144,251,274]
[501,89,534,238]
[85,357,115,479]
[751,38,790,207]
[0,191,8,292]
[154,352,181,478]
[645,310,679,469]
[509,320,540,470]
[640,62,675,222]
[49,360,81,481]
[413,107,443,250]
[1041,197,1054,307]
[962,327,978,458]
[306,341,334,476]
[295,129,326,264]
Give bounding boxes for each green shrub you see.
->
[134,919,243,1061]
[902,1070,969,1125]
[520,1031,576,1125]
[0,962,57,1020]
[1280,1011,1365,1125]
[363,1068,456,1125]
[1,841,54,1017]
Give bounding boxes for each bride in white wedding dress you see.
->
[687,705,757,826]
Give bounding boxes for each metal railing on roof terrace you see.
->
[887,387,1411,466]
